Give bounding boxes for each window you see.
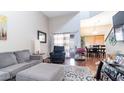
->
[53,33,71,57]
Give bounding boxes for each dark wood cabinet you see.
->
[101,62,124,81]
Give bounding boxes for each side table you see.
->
[32,53,45,62]
[43,57,51,63]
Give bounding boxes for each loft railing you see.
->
[105,27,114,42]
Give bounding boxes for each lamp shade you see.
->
[34,39,41,54]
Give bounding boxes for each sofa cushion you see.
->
[26,60,41,66]
[0,71,10,81]
[51,53,65,59]
[0,52,18,69]
[54,46,64,53]
[14,50,30,63]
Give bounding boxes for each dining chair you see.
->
[99,45,106,58]
[85,46,94,57]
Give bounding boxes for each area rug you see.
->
[64,66,95,81]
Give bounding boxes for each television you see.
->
[115,25,124,41]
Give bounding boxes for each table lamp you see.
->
[34,39,41,54]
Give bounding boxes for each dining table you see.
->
[87,47,106,57]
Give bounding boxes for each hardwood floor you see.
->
[64,57,104,75]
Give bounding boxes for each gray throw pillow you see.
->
[0,52,18,69]
[14,50,30,63]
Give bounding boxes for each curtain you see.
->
[54,33,70,57]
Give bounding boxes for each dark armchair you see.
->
[50,46,65,64]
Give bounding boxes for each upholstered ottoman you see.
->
[16,63,64,81]
[0,71,10,81]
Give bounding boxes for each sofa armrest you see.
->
[30,55,43,61]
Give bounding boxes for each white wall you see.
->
[106,40,124,54]
[49,12,90,51]
[0,11,49,58]
[105,28,124,54]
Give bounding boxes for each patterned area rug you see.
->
[64,66,95,81]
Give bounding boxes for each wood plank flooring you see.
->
[64,57,104,75]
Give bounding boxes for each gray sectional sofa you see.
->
[0,50,42,80]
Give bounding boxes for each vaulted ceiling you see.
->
[42,11,102,18]
[42,11,79,18]
[80,11,118,36]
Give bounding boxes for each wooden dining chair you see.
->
[99,45,106,58]
[85,46,94,57]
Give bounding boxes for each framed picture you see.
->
[37,31,47,43]
[0,16,7,40]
